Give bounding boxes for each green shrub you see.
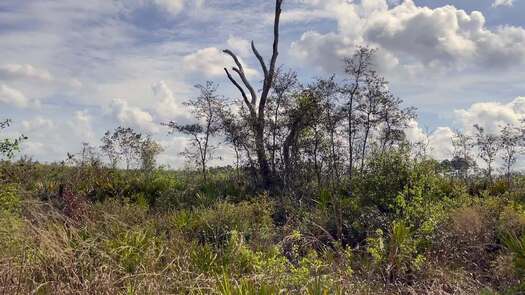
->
[356,148,412,212]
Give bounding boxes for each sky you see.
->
[1,0,524,168]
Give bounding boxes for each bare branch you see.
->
[223,49,257,105]
[269,0,283,77]
[259,0,283,117]
[224,68,256,116]
[251,41,269,81]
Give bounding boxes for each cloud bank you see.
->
[290,0,525,74]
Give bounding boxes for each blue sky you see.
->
[1,0,524,167]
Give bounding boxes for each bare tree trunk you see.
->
[283,126,296,189]
[255,123,272,189]
[487,162,493,184]
[507,162,512,188]
[329,128,343,243]
[223,0,283,192]
[313,127,322,190]
[271,95,282,174]
[202,162,207,183]
[194,135,207,184]
[243,145,258,181]
[234,145,241,181]
[348,97,354,196]
[361,113,371,173]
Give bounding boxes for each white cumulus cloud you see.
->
[110,98,159,133]
[152,80,190,121]
[149,0,204,16]
[0,64,53,81]
[71,110,96,143]
[21,117,54,130]
[454,96,525,133]
[0,84,40,108]
[405,120,455,160]
[405,97,525,160]
[227,36,251,57]
[493,0,514,7]
[152,0,184,15]
[290,0,525,73]
[183,47,257,77]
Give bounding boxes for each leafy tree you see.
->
[280,85,324,189]
[451,129,476,179]
[499,124,522,186]
[139,136,163,172]
[379,94,415,152]
[357,72,391,172]
[220,107,255,178]
[101,127,142,170]
[309,77,344,240]
[0,119,27,159]
[343,51,372,128]
[343,47,374,180]
[164,82,223,182]
[343,48,415,177]
[266,68,300,176]
[473,124,499,183]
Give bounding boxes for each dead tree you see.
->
[223,0,284,190]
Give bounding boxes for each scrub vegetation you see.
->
[1,0,525,294]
